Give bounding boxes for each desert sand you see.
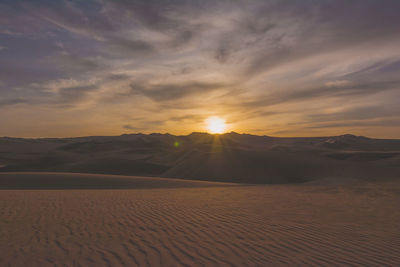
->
[1,172,400,266]
[2,133,400,184]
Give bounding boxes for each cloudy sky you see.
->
[1,0,400,138]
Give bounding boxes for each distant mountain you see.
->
[1,132,400,184]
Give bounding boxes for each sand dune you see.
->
[1,133,400,184]
[0,172,237,189]
[1,172,399,266]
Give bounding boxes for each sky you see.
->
[1,0,400,138]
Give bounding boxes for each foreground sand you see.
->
[1,175,400,266]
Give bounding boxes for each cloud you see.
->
[1,0,400,137]
[56,54,104,73]
[0,98,26,107]
[108,38,156,55]
[320,118,400,128]
[105,73,131,81]
[123,118,166,131]
[14,78,103,108]
[325,80,352,88]
[129,81,226,102]
[54,41,64,49]
[21,0,115,39]
[56,85,98,104]
[104,0,192,32]
[122,124,146,131]
[168,114,204,123]
[307,105,400,123]
[241,0,400,76]
[238,80,400,109]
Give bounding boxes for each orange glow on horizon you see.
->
[205,116,227,134]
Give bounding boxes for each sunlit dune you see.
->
[0,173,399,266]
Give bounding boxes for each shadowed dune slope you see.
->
[0,172,237,189]
[1,132,400,183]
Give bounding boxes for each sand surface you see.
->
[0,172,237,189]
[1,174,400,266]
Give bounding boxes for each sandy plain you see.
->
[1,173,399,266]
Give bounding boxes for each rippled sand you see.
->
[1,178,400,266]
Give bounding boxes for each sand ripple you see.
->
[1,182,400,266]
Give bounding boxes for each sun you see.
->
[206,116,227,134]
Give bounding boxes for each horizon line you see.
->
[1,131,396,140]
